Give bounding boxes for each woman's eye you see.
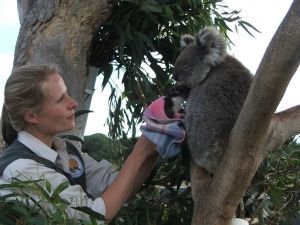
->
[57,95,64,103]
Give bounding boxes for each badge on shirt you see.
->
[68,154,84,178]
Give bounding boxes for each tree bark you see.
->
[13,0,114,137]
[191,0,300,224]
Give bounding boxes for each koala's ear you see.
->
[180,34,195,47]
[195,26,227,66]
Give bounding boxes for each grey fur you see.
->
[180,34,195,47]
[174,27,227,88]
[174,27,253,173]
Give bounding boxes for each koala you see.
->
[164,85,190,118]
[173,27,253,174]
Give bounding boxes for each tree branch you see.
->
[264,105,300,154]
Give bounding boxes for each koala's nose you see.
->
[170,86,180,96]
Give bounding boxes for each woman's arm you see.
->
[101,135,158,221]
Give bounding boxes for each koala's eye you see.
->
[182,65,189,71]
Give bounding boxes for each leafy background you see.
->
[81,134,300,225]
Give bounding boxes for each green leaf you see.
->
[72,206,105,221]
[119,33,126,63]
[30,181,52,201]
[141,0,162,13]
[239,20,260,37]
[60,135,85,144]
[26,217,47,225]
[101,64,113,89]
[135,32,155,50]
[163,5,174,21]
[75,110,94,118]
[0,214,16,225]
[240,20,261,33]
[45,180,52,193]
[51,181,70,199]
[126,23,133,40]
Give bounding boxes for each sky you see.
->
[0,0,299,136]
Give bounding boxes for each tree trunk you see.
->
[13,0,114,137]
[191,0,300,224]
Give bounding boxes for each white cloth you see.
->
[0,131,118,221]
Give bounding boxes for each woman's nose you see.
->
[68,96,78,109]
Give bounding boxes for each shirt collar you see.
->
[18,130,58,163]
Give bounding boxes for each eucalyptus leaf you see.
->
[75,110,94,118]
[72,206,105,221]
[60,134,85,144]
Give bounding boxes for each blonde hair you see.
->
[1,64,59,145]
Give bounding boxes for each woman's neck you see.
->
[24,128,55,147]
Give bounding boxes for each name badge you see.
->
[68,154,84,178]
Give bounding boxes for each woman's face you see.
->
[30,72,78,136]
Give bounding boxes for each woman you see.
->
[0,64,159,222]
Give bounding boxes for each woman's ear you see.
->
[23,111,39,124]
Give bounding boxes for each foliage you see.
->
[89,0,258,138]
[1,135,299,224]
[82,133,135,169]
[244,137,300,225]
[112,184,193,225]
[81,133,300,224]
[0,178,104,225]
[82,133,116,161]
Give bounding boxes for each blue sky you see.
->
[0,0,299,135]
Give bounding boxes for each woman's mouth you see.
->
[67,114,75,120]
